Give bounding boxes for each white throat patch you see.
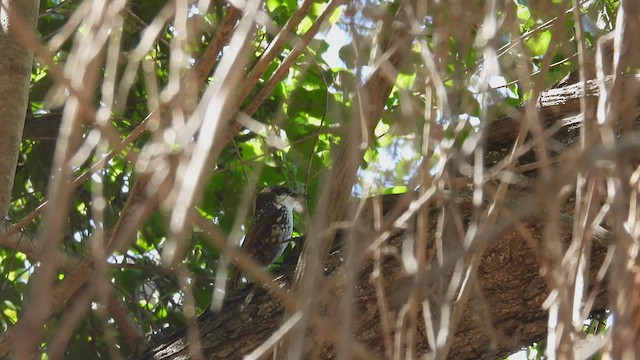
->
[275,194,301,213]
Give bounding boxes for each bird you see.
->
[229,185,306,290]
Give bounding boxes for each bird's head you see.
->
[258,185,306,213]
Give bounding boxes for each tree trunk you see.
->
[0,0,39,221]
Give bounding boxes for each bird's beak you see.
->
[293,193,307,212]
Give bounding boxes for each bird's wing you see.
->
[229,210,285,290]
[240,210,284,254]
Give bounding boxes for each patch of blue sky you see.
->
[320,24,349,69]
[319,19,375,81]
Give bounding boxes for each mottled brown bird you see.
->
[229,185,305,289]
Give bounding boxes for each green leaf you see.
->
[524,30,552,56]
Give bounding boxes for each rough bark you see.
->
[0,0,39,220]
[140,218,608,360]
